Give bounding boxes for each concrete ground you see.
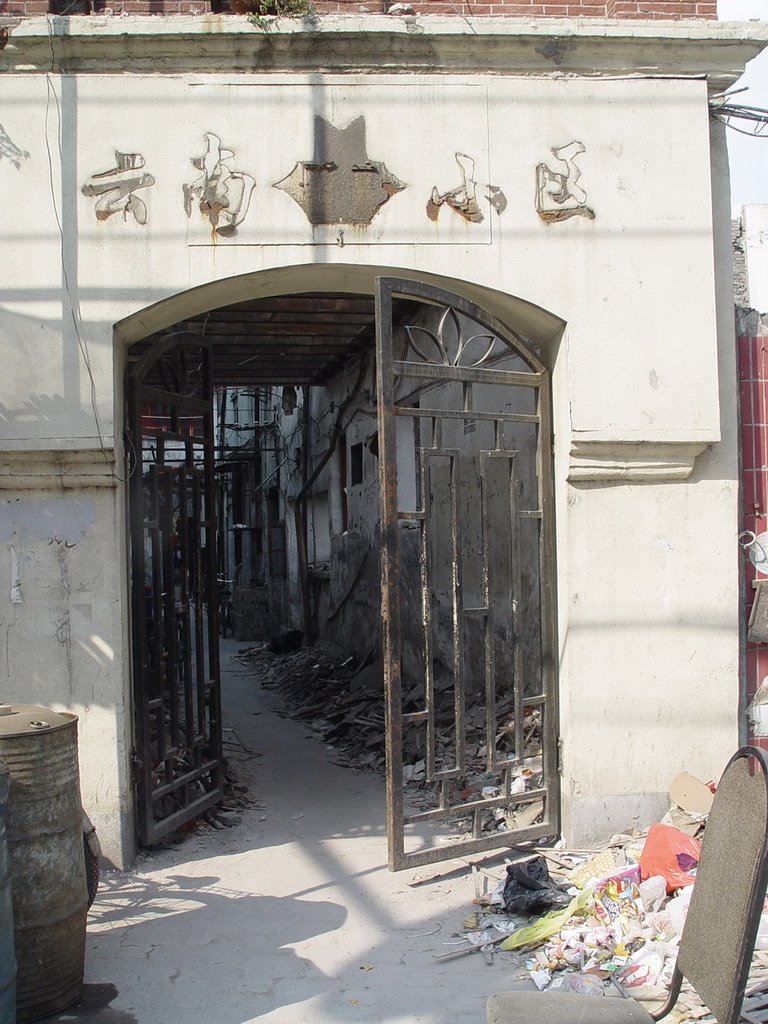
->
[52,640,531,1024]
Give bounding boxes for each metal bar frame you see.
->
[127,335,224,847]
[376,276,559,871]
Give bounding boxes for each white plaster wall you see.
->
[743,204,768,314]
[0,74,721,448]
[0,487,134,865]
[0,67,740,855]
[558,117,740,842]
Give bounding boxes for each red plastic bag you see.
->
[640,823,701,893]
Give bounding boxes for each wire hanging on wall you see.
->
[43,15,131,483]
[710,87,768,139]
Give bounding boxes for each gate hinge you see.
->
[556,737,564,775]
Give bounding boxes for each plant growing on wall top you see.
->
[231,0,318,26]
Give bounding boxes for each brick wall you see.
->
[739,330,768,754]
[0,0,719,18]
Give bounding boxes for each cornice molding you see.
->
[568,439,711,482]
[0,16,765,88]
[0,449,118,489]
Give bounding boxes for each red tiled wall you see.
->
[739,333,768,753]
[0,0,719,17]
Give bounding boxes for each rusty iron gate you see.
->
[127,333,224,846]
[376,278,558,870]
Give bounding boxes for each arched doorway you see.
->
[123,271,561,869]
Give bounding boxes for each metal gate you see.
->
[375,278,558,870]
[127,333,224,846]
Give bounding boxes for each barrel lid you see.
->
[0,705,77,737]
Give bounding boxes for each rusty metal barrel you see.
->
[0,706,87,1022]
[0,761,16,1024]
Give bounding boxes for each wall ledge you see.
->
[568,439,711,481]
[0,449,118,489]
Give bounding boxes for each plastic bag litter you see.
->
[552,922,619,967]
[592,867,642,925]
[638,875,667,914]
[617,939,677,990]
[477,914,521,935]
[640,824,701,893]
[501,856,573,914]
[666,885,694,937]
[465,929,503,947]
[530,969,551,990]
[501,887,593,951]
[548,972,605,996]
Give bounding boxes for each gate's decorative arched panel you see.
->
[375,278,558,870]
[127,334,224,846]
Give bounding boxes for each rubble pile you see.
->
[146,748,258,850]
[236,642,545,828]
[237,643,389,770]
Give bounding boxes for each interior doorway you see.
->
[124,273,559,868]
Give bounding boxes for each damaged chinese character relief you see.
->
[273,115,405,226]
[0,122,29,170]
[535,140,595,223]
[427,152,507,224]
[183,133,255,237]
[81,152,155,224]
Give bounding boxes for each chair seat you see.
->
[487,991,657,1024]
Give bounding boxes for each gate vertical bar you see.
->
[537,378,559,827]
[203,344,223,794]
[419,441,436,780]
[375,277,406,871]
[127,378,153,844]
[449,453,466,773]
[479,451,496,774]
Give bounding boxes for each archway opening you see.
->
[122,267,562,869]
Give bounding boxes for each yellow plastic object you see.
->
[500,888,593,951]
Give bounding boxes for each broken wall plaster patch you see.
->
[0,121,29,169]
[428,149,505,224]
[273,115,405,227]
[81,151,155,224]
[9,545,21,603]
[427,152,505,224]
[183,132,255,237]
[536,141,595,224]
[0,499,96,543]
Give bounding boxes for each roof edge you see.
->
[2,15,766,87]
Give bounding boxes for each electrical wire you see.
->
[43,15,132,484]
[711,102,768,139]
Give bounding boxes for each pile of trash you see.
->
[443,772,768,1014]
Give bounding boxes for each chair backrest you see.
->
[676,746,768,1024]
